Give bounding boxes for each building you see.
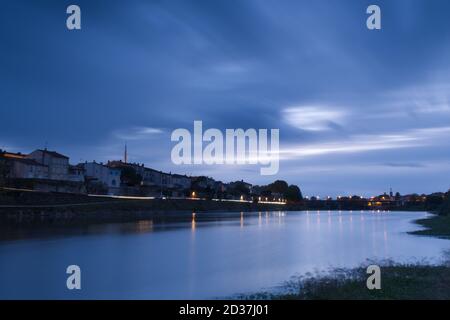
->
[68,165,85,182]
[27,149,69,181]
[142,168,162,186]
[11,158,49,179]
[81,162,121,191]
[171,174,191,190]
[191,176,216,189]
[161,172,174,188]
[0,150,27,160]
[1,150,49,180]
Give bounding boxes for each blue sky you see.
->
[1,0,450,197]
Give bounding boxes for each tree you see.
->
[120,167,142,186]
[285,185,303,202]
[426,194,445,210]
[268,180,289,194]
[440,191,450,215]
[229,181,250,196]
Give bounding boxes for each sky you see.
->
[1,0,450,197]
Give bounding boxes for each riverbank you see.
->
[243,213,450,300]
[0,188,427,225]
[238,262,450,300]
[410,214,450,239]
[0,188,293,225]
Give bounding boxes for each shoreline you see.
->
[0,188,293,225]
[409,214,450,239]
[0,197,294,226]
[242,213,450,300]
[0,188,424,226]
[0,199,421,226]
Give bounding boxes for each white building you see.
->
[68,165,85,182]
[27,149,69,181]
[9,158,49,180]
[82,162,121,189]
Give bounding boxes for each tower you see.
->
[124,143,128,163]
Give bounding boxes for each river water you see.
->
[0,211,448,299]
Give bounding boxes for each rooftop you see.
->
[0,151,27,159]
[35,149,69,159]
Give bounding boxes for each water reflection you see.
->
[135,220,153,234]
[191,213,196,232]
[327,214,331,231]
[349,214,353,234]
[306,211,310,231]
[316,211,321,230]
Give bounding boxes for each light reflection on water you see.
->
[0,211,448,299]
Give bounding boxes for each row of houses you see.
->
[0,149,84,181]
[0,148,255,199]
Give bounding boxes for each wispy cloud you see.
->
[282,106,347,131]
[280,126,450,159]
[113,127,164,141]
[378,83,450,116]
[382,162,426,168]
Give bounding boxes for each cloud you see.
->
[282,106,347,131]
[280,126,450,159]
[382,162,426,168]
[384,83,450,115]
[113,127,164,141]
[3,1,450,195]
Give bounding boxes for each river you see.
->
[0,210,448,299]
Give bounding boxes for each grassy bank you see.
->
[239,262,450,300]
[243,210,450,300]
[410,214,450,239]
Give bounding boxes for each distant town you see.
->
[0,146,447,211]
